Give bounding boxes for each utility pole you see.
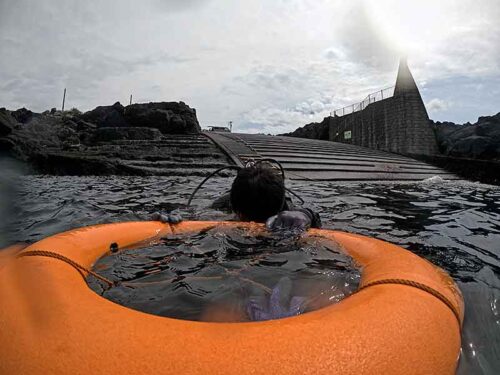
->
[129,94,132,105]
[62,88,66,112]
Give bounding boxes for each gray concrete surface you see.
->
[205,132,458,181]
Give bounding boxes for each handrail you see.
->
[330,86,395,117]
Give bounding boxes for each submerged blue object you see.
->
[151,212,182,224]
[246,277,306,321]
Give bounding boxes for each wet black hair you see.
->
[230,163,285,222]
[186,158,303,212]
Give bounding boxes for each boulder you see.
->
[284,117,330,140]
[449,136,496,159]
[11,108,35,123]
[432,113,500,160]
[65,117,98,145]
[123,102,200,134]
[4,109,83,158]
[57,125,80,145]
[80,102,127,127]
[124,105,170,129]
[168,114,188,133]
[78,101,201,134]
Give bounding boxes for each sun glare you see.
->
[366,0,452,56]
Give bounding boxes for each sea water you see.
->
[2,171,499,373]
[87,225,360,322]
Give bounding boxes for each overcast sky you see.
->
[1,0,499,133]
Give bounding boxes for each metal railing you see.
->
[330,86,395,117]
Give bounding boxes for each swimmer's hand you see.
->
[266,210,311,231]
[151,212,183,224]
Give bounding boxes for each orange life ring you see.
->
[0,221,463,374]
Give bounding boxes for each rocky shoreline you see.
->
[0,102,233,176]
[2,100,499,183]
[431,113,500,161]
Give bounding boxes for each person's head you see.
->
[230,163,285,222]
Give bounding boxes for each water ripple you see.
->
[2,175,500,374]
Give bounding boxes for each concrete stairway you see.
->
[205,132,458,181]
[66,134,234,176]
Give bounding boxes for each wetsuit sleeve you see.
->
[297,207,322,229]
[284,196,322,228]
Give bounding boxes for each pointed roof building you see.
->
[394,57,421,96]
[391,57,438,155]
[324,57,438,156]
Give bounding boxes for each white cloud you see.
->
[0,0,499,130]
[426,98,452,112]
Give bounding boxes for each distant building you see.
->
[207,126,231,132]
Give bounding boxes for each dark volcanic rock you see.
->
[3,111,81,161]
[0,138,15,151]
[0,101,231,176]
[124,102,200,134]
[432,113,500,160]
[80,102,127,128]
[0,108,15,137]
[68,117,98,145]
[78,102,129,127]
[78,101,200,134]
[92,127,162,142]
[283,117,330,140]
[11,108,36,123]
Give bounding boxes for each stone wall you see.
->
[327,91,438,156]
[287,59,440,157]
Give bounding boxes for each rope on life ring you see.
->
[360,278,461,325]
[17,250,115,287]
[16,251,462,324]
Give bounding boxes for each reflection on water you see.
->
[0,156,30,248]
[3,174,500,373]
[88,226,360,322]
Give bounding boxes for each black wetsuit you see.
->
[211,193,322,228]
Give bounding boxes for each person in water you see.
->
[212,162,321,230]
[154,161,321,230]
[152,161,321,321]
